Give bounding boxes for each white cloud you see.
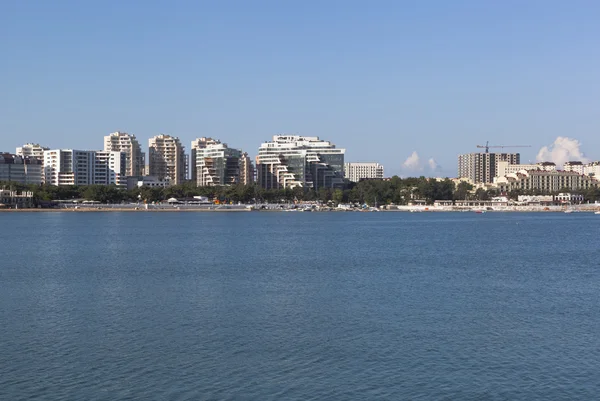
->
[428,158,441,172]
[403,151,421,170]
[536,137,588,167]
[401,152,443,175]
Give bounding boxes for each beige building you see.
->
[240,152,254,185]
[148,135,186,185]
[16,143,49,161]
[496,161,556,178]
[104,132,145,177]
[496,170,598,193]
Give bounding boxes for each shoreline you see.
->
[1,207,599,213]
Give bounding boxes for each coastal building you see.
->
[256,135,345,189]
[344,162,384,182]
[555,193,584,204]
[458,152,520,183]
[583,161,600,177]
[16,143,49,161]
[240,152,254,185]
[0,154,43,184]
[496,161,556,178]
[496,170,598,193]
[563,161,584,175]
[103,132,145,177]
[125,176,171,191]
[190,137,244,186]
[517,195,554,206]
[0,189,34,208]
[148,135,186,185]
[43,149,125,186]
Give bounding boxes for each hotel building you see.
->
[190,138,243,186]
[344,162,384,182]
[496,170,598,193]
[256,135,345,189]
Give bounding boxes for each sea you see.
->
[1,211,599,400]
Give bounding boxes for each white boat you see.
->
[595,211,600,215]
[564,209,573,214]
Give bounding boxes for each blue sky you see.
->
[1,0,600,177]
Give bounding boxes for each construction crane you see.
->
[476,141,531,153]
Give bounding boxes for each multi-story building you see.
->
[256,135,345,189]
[0,189,34,208]
[583,161,600,177]
[43,150,125,186]
[190,138,242,186]
[344,162,384,182]
[148,135,186,185]
[94,151,127,186]
[125,176,171,191]
[563,161,584,175]
[0,154,43,184]
[16,143,49,161]
[496,161,556,178]
[239,152,254,186]
[103,132,145,177]
[496,170,598,193]
[458,152,520,183]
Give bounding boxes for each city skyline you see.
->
[2,1,600,176]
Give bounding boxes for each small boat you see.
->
[595,211,600,215]
[474,210,485,214]
[564,210,573,214]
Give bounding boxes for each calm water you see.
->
[1,212,600,400]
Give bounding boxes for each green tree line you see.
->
[2,177,600,205]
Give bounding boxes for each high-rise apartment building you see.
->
[239,152,254,186]
[256,135,345,189]
[43,150,125,186]
[0,153,43,184]
[458,152,520,183]
[190,137,243,186]
[16,143,49,161]
[344,162,384,182]
[148,135,186,185]
[103,132,145,176]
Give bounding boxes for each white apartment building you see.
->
[458,152,520,183]
[16,143,49,161]
[256,135,345,189]
[344,162,384,182]
[148,135,186,185]
[0,154,43,184]
[43,150,125,186]
[104,132,145,176]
